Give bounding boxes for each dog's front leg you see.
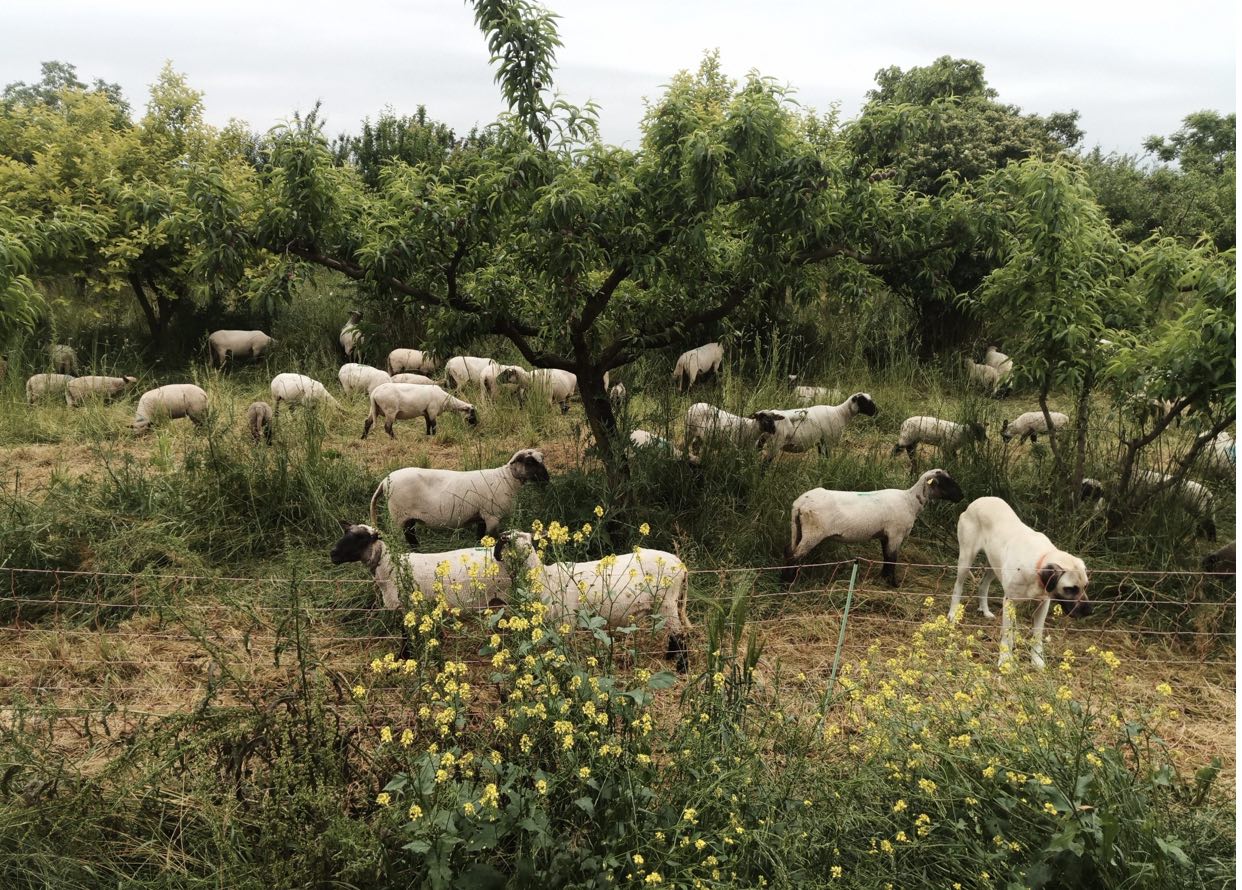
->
[1029,598,1050,669]
[997,597,1015,667]
[977,569,996,619]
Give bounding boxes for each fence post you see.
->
[815,561,858,734]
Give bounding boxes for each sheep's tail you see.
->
[369,476,388,527]
[789,506,802,558]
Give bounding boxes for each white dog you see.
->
[948,496,1091,668]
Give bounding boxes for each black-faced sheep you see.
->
[762,393,878,455]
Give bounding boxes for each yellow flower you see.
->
[639,522,650,536]
[917,778,937,794]
[594,505,605,518]
[644,873,662,885]
[1043,802,1058,815]
[579,767,591,779]
[400,728,414,747]
[379,726,393,744]
[632,854,645,866]
[831,865,842,879]
[1156,682,1173,696]
[880,839,894,854]
[351,685,367,699]
[682,807,698,824]
[895,831,908,843]
[1100,650,1120,669]
[892,799,907,813]
[463,801,476,816]
[376,792,391,807]
[535,779,548,794]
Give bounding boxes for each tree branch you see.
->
[574,262,631,333]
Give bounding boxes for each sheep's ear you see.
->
[492,533,508,562]
[1038,563,1063,593]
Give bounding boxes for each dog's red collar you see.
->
[1034,551,1052,574]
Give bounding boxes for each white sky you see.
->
[4,0,1236,155]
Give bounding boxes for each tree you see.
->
[331,106,462,189]
[1,60,128,130]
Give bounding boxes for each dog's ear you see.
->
[1039,563,1063,592]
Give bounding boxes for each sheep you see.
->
[132,384,209,433]
[964,358,1002,393]
[340,310,363,359]
[369,448,550,547]
[50,343,78,375]
[891,416,986,466]
[445,356,501,397]
[208,330,276,366]
[673,343,724,393]
[783,468,964,586]
[387,348,439,375]
[787,375,839,405]
[683,402,790,463]
[496,366,578,412]
[1001,411,1069,444]
[330,521,509,611]
[362,382,479,439]
[391,373,437,386]
[65,375,139,407]
[983,345,1012,376]
[760,393,879,455]
[338,362,392,396]
[609,382,628,411]
[1134,470,1217,540]
[25,373,74,403]
[1199,433,1236,478]
[495,531,692,672]
[270,373,342,414]
[1202,540,1236,575]
[630,429,674,451]
[247,401,273,444]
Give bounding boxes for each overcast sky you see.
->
[4,0,1236,156]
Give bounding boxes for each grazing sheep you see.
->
[983,345,1012,375]
[65,375,139,406]
[964,358,1002,393]
[673,343,724,393]
[25,373,74,403]
[50,344,78,375]
[1198,433,1235,478]
[132,383,209,433]
[787,375,839,405]
[761,393,879,455]
[948,496,1091,669]
[387,348,439,375]
[892,416,986,465]
[1134,470,1217,540]
[1202,540,1236,575]
[340,310,363,359]
[362,382,479,439]
[270,373,341,413]
[208,330,276,366]
[495,531,692,672]
[338,362,392,396]
[1001,411,1069,444]
[629,429,674,451]
[497,366,578,412]
[684,402,789,463]
[369,448,550,547]
[331,521,509,611]
[445,356,501,397]
[246,401,273,444]
[784,468,964,586]
[609,382,628,410]
[391,373,436,386]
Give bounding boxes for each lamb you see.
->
[496,366,578,412]
[50,343,78,375]
[132,383,209,432]
[1001,411,1070,444]
[331,521,509,611]
[270,373,342,413]
[783,468,964,586]
[963,358,1002,392]
[246,401,273,444]
[892,416,986,465]
[1134,470,1216,540]
[683,402,789,462]
[495,531,692,672]
[25,373,74,403]
[391,373,437,386]
[787,375,838,405]
[369,448,550,547]
[673,343,724,393]
[362,382,479,439]
[387,348,439,375]
[445,356,501,397]
[208,330,276,366]
[338,362,392,396]
[65,375,139,406]
[760,393,879,455]
[339,310,363,359]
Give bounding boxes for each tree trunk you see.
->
[1070,367,1094,499]
[129,273,163,343]
[1037,380,1064,477]
[577,364,627,492]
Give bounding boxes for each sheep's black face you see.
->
[928,471,964,503]
[1080,479,1105,503]
[512,451,549,483]
[331,522,379,564]
[750,411,778,434]
[969,422,986,441]
[1000,421,1013,442]
[466,407,479,426]
[852,394,878,416]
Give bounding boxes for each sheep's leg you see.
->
[263,424,272,446]
[665,633,689,674]
[998,597,1015,667]
[559,400,569,415]
[782,510,808,583]
[384,419,396,439]
[948,550,977,622]
[474,518,488,540]
[977,568,996,619]
[361,417,374,439]
[878,534,898,587]
[424,416,435,435]
[403,520,420,549]
[1029,598,1050,669]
